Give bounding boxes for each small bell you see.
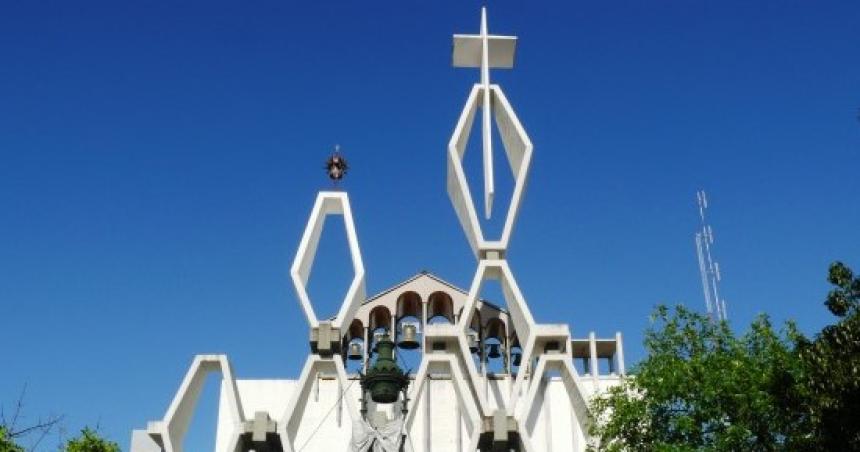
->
[347,342,363,360]
[487,343,502,359]
[398,323,420,350]
[511,349,522,367]
[468,331,480,354]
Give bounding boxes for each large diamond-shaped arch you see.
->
[144,355,245,452]
[405,354,482,451]
[455,259,537,412]
[447,84,533,258]
[278,356,358,452]
[515,354,593,452]
[290,191,366,331]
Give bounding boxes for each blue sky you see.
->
[2,1,859,450]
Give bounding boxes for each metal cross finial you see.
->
[452,8,518,220]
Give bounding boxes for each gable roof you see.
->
[363,270,466,303]
[362,270,507,313]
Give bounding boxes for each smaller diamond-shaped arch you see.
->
[144,355,245,452]
[405,354,482,451]
[515,354,593,452]
[508,323,572,413]
[290,191,366,332]
[278,356,358,452]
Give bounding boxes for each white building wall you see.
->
[216,374,623,452]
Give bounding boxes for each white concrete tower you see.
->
[130,8,628,452]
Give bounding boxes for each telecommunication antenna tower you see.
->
[695,190,728,321]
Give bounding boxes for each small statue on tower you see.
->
[325,145,349,184]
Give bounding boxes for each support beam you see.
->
[589,332,599,385]
[615,331,625,376]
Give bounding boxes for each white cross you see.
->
[453,8,517,220]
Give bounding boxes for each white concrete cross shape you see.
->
[453,7,515,220]
[449,7,533,259]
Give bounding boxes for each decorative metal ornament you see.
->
[361,337,409,404]
[325,145,349,182]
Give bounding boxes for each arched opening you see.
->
[484,318,507,374]
[395,291,422,320]
[466,309,482,371]
[344,319,365,374]
[485,318,507,342]
[368,305,393,353]
[395,292,422,368]
[427,291,455,324]
[509,335,523,372]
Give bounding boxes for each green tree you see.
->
[64,428,120,452]
[0,426,24,452]
[589,262,860,451]
[588,305,799,451]
[788,261,860,450]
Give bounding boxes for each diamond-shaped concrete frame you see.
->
[507,324,573,413]
[447,84,533,259]
[290,191,366,332]
[515,354,593,452]
[405,354,482,451]
[278,356,358,452]
[455,259,537,415]
[144,355,246,452]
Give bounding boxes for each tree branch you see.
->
[10,414,63,438]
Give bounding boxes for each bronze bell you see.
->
[511,349,522,367]
[487,343,502,359]
[468,331,480,354]
[398,323,420,350]
[347,341,363,360]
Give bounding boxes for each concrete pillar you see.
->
[363,327,370,373]
[480,328,487,377]
[589,331,599,385]
[424,376,432,452]
[615,331,625,376]
[543,382,553,452]
[337,376,343,426]
[505,335,512,375]
[422,301,428,355]
[456,388,462,452]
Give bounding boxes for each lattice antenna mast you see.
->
[695,190,727,321]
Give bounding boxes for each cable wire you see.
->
[296,376,357,452]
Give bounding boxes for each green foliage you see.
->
[589,262,860,451]
[0,427,24,452]
[64,428,120,452]
[588,305,798,451]
[789,261,860,450]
